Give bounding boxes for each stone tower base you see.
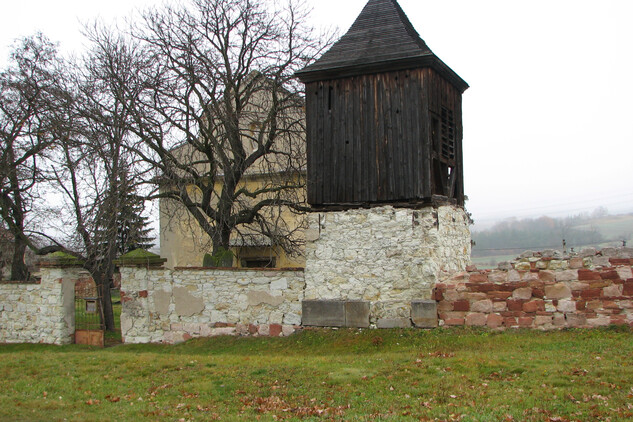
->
[303,205,471,327]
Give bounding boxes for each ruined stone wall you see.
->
[0,267,77,345]
[303,205,471,327]
[119,266,305,344]
[436,248,633,329]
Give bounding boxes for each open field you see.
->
[471,213,633,269]
[575,214,633,244]
[1,327,632,421]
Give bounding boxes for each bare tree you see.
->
[38,29,152,330]
[0,34,62,280]
[112,0,332,263]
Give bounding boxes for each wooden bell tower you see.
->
[296,0,469,209]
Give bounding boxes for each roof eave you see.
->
[296,55,468,93]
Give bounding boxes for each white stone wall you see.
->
[120,267,305,344]
[0,267,77,345]
[303,205,471,325]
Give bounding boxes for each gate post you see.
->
[116,249,167,344]
[40,253,85,345]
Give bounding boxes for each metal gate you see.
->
[74,276,104,347]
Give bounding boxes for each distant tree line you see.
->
[472,214,606,258]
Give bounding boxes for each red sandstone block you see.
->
[589,281,610,289]
[503,317,518,327]
[183,333,192,341]
[507,300,525,311]
[610,258,631,266]
[248,324,258,334]
[620,301,633,309]
[600,270,620,280]
[610,316,627,325]
[469,273,489,283]
[529,281,545,289]
[452,300,470,311]
[438,301,453,311]
[597,309,622,315]
[569,257,584,269]
[566,314,587,328]
[440,312,466,320]
[467,292,488,301]
[553,314,566,327]
[433,290,444,301]
[518,317,533,327]
[466,283,496,293]
[576,300,586,311]
[501,311,523,317]
[578,269,602,281]
[580,288,602,299]
[535,315,553,326]
[444,318,465,326]
[138,290,148,298]
[523,300,545,313]
[269,324,283,337]
[466,313,487,326]
[623,281,633,296]
[584,300,602,310]
[532,289,545,299]
[466,265,478,272]
[489,291,513,300]
[487,314,504,328]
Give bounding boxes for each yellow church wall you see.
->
[159,173,306,269]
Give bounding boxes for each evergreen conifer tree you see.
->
[116,198,154,255]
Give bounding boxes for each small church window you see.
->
[241,257,276,268]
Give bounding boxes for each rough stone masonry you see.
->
[436,247,633,329]
[0,267,77,345]
[119,266,305,344]
[303,205,471,328]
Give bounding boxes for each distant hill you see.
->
[470,212,633,268]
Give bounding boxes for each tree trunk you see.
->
[211,225,234,267]
[93,272,115,332]
[10,237,29,281]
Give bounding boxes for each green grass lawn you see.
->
[1,327,632,421]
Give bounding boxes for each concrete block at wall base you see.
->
[411,300,438,328]
[302,300,346,327]
[302,300,370,328]
[376,318,412,328]
[345,301,370,328]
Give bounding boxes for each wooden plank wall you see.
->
[424,68,464,205]
[305,68,463,207]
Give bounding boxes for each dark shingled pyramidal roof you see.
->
[296,0,468,92]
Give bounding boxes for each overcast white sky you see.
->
[1,0,632,228]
